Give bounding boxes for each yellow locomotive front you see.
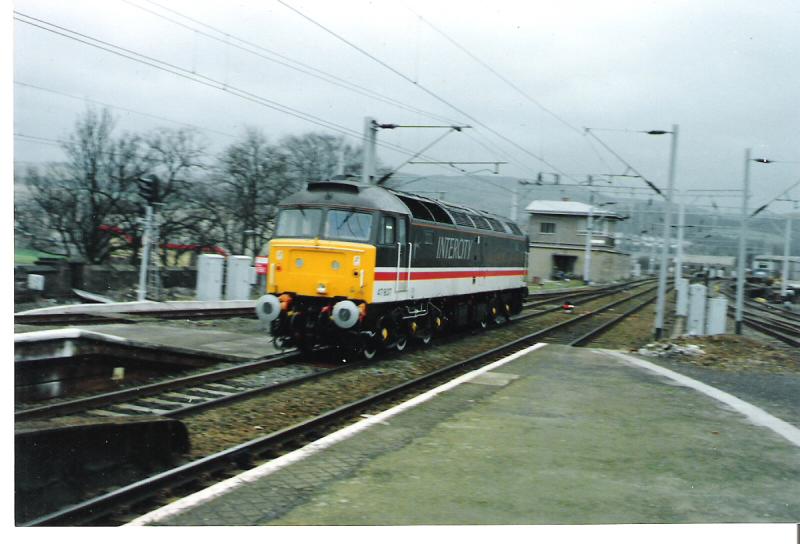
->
[266,238,375,302]
[255,204,381,352]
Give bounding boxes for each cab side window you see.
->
[380,215,396,245]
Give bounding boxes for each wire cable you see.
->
[14,80,238,139]
[276,0,577,182]
[583,129,664,197]
[14,12,502,182]
[123,0,463,126]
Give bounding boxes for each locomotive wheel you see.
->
[478,315,488,330]
[395,334,408,351]
[362,344,378,360]
[419,330,433,345]
[272,336,290,350]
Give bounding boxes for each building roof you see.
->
[682,255,735,266]
[754,255,800,263]
[524,200,622,219]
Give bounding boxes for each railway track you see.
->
[19,279,661,526]
[14,279,657,327]
[718,285,800,347]
[15,351,320,422]
[16,279,657,420]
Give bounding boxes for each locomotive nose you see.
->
[255,294,281,323]
[332,300,359,329]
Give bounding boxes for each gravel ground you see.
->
[589,293,799,428]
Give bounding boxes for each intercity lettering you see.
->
[435,236,472,260]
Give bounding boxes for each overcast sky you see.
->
[10,0,800,214]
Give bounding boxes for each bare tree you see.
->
[143,128,209,265]
[280,132,361,183]
[19,108,153,263]
[215,127,297,255]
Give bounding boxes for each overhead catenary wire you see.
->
[750,177,800,217]
[401,3,615,174]
[275,0,578,183]
[15,132,162,163]
[583,128,665,197]
[120,0,465,127]
[14,80,238,140]
[13,11,475,180]
[14,12,365,141]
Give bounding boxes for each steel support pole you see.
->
[654,124,679,340]
[735,148,751,334]
[674,199,685,283]
[510,184,519,223]
[137,205,153,302]
[780,215,792,298]
[361,116,377,185]
[583,192,594,284]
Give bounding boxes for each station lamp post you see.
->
[735,151,775,334]
[584,125,678,339]
[649,125,679,340]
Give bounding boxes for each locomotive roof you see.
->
[280,178,522,235]
[280,179,409,214]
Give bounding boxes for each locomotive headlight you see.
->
[276,250,284,261]
[317,283,327,294]
[353,255,361,266]
[295,257,304,268]
[331,260,341,270]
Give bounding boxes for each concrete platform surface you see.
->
[73,323,279,361]
[131,343,800,525]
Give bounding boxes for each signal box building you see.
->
[524,200,631,283]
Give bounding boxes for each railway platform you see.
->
[130,343,800,525]
[15,323,281,362]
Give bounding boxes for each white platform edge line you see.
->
[604,350,800,448]
[14,328,129,344]
[126,342,548,525]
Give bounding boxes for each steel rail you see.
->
[570,290,665,346]
[16,280,655,421]
[15,279,656,327]
[15,351,298,421]
[514,283,663,345]
[14,306,259,325]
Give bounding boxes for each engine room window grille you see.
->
[486,217,506,232]
[506,222,523,236]
[423,202,454,224]
[540,222,556,234]
[397,195,435,221]
[448,208,475,228]
[469,215,492,230]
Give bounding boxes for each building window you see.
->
[540,222,556,234]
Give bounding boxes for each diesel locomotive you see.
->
[255,177,529,359]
